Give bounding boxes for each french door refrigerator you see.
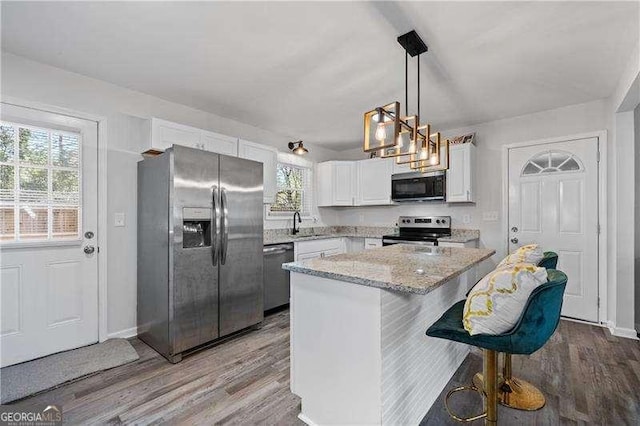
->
[138,145,264,363]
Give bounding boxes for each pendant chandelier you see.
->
[363,30,447,171]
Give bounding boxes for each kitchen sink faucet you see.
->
[292,211,302,235]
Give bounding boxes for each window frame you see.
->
[267,161,313,219]
[0,120,83,246]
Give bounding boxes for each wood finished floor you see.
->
[9,311,640,425]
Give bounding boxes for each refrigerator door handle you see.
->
[211,185,220,265]
[221,187,229,265]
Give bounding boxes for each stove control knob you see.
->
[436,219,441,224]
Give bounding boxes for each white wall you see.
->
[0,52,339,336]
[609,41,639,335]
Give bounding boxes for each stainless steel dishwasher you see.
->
[263,243,294,311]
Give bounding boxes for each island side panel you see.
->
[290,272,383,425]
[380,268,474,425]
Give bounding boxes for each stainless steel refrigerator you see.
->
[137,145,263,363]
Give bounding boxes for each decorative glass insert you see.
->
[521,150,583,176]
[0,121,81,243]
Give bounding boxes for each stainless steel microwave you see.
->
[391,171,446,202]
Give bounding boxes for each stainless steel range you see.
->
[382,216,451,246]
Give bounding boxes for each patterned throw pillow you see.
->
[497,244,544,268]
[463,263,548,335]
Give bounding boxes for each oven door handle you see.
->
[382,239,437,246]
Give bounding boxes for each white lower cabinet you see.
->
[294,238,346,261]
[238,139,278,204]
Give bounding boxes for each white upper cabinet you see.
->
[357,158,393,205]
[392,160,413,175]
[317,161,356,207]
[201,130,238,156]
[147,118,238,156]
[150,118,200,152]
[238,139,278,204]
[446,143,476,203]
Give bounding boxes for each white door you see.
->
[508,137,599,322]
[0,103,99,367]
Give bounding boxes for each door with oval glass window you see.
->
[0,103,98,367]
[508,137,599,322]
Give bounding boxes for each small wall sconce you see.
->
[288,140,308,155]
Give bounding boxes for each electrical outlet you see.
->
[114,212,126,227]
[462,214,471,224]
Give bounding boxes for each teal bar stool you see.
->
[493,251,559,410]
[463,251,559,410]
[426,269,567,425]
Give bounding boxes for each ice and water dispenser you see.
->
[182,207,212,248]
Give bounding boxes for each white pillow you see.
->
[497,244,544,268]
[463,263,548,336]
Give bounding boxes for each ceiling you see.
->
[1,2,638,150]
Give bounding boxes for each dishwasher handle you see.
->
[263,244,294,255]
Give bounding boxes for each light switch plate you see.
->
[114,212,126,227]
[483,211,499,221]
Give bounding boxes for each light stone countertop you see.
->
[282,244,495,295]
[264,226,394,245]
[264,226,480,245]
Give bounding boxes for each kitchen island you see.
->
[282,244,495,426]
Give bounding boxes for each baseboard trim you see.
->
[607,324,639,340]
[107,326,138,340]
[298,413,318,426]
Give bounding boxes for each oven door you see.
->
[391,172,445,202]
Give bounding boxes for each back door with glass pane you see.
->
[0,103,98,367]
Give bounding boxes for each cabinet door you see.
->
[364,238,382,249]
[296,251,323,261]
[151,118,200,151]
[357,159,392,205]
[238,140,278,203]
[332,162,355,206]
[447,144,474,203]
[201,130,238,156]
[392,161,412,175]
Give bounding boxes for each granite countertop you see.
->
[264,226,480,245]
[282,244,495,295]
[437,229,480,243]
[264,226,394,245]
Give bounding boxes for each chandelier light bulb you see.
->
[375,123,387,142]
[429,152,438,165]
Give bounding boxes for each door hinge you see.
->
[597,297,600,308]
[597,224,601,234]
[596,150,600,163]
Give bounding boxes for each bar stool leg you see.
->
[499,353,545,410]
[483,349,498,425]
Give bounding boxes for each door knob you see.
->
[84,245,95,255]
[511,227,518,233]
[510,237,518,244]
